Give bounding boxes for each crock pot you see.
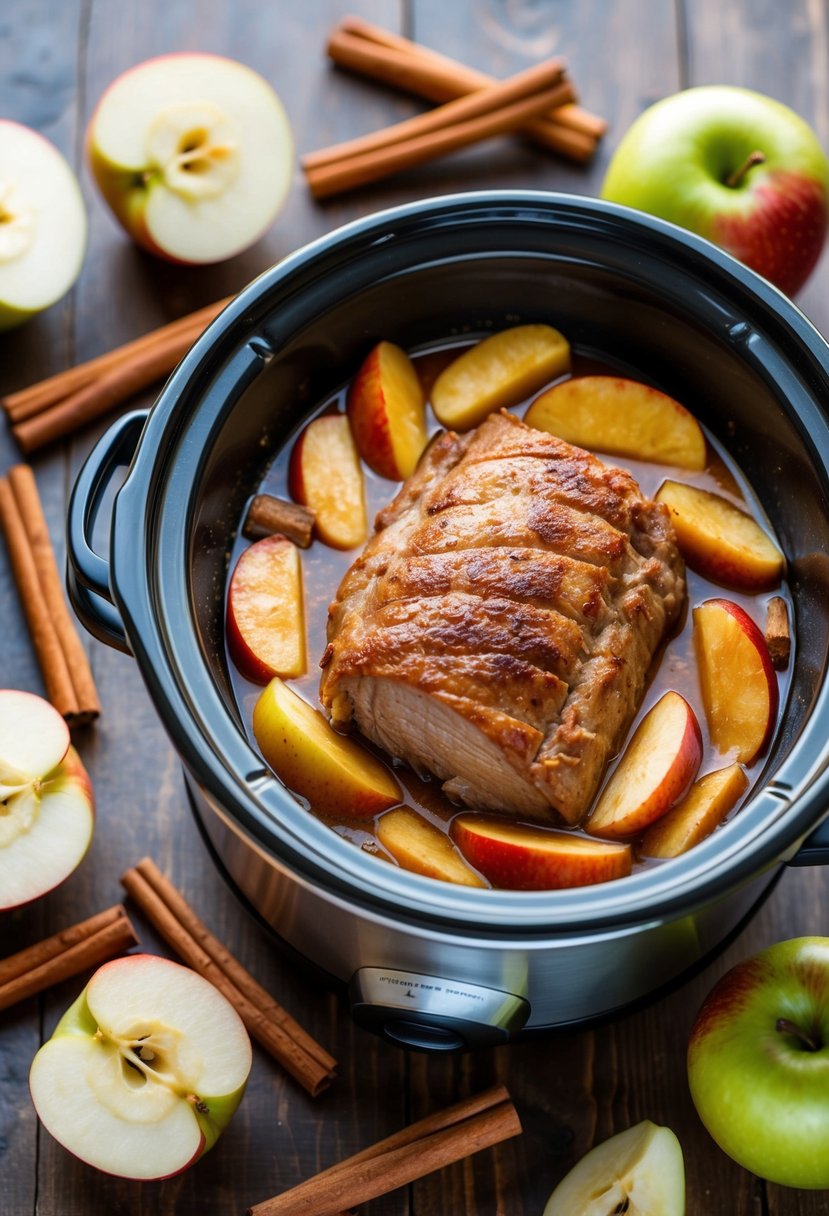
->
[67,192,829,1051]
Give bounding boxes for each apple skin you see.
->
[602,86,829,295]
[688,937,829,1188]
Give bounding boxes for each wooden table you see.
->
[2,2,829,1212]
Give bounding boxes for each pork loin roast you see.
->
[319,410,685,825]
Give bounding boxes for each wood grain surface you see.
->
[2,2,829,1213]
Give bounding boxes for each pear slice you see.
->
[543,1121,685,1216]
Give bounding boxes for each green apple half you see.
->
[601,86,829,296]
[30,954,252,1179]
[543,1120,685,1215]
[0,121,86,330]
[688,937,829,1188]
[87,53,293,264]
[0,689,94,911]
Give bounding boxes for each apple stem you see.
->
[725,150,766,189]
[776,1017,822,1051]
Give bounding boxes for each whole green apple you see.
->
[687,937,829,1188]
[601,86,829,295]
[29,954,252,1178]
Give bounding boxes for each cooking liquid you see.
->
[226,342,794,886]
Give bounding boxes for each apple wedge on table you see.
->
[289,413,368,550]
[253,678,401,818]
[431,324,571,431]
[694,599,778,764]
[0,690,94,911]
[87,54,293,264]
[451,816,631,890]
[525,375,706,469]
[347,341,429,480]
[656,479,784,589]
[30,954,252,1179]
[586,691,703,841]
[377,807,485,887]
[226,534,306,682]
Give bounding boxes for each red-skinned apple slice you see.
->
[586,692,703,840]
[0,121,87,330]
[87,54,292,264]
[289,413,368,549]
[431,324,571,431]
[377,808,485,887]
[226,534,306,682]
[694,598,778,763]
[451,816,631,890]
[655,479,784,589]
[253,677,401,817]
[29,954,252,1179]
[525,375,706,469]
[0,690,94,912]
[347,341,428,480]
[640,763,749,858]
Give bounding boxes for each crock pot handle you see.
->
[789,817,829,866]
[66,410,148,655]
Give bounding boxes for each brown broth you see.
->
[225,340,794,887]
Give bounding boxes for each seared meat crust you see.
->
[320,410,685,824]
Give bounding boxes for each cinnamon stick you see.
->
[243,495,315,547]
[329,17,606,160]
[765,595,790,669]
[8,464,100,721]
[2,297,231,424]
[248,1084,521,1216]
[121,859,337,1096]
[0,905,138,1012]
[304,66,575,198]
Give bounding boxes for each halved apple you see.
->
[87,54,292,264]
[655,479,784,589]
[694,599,778,764]
[0,121,86,330]
[377,807,485,887]
[431,324,570,431]
[586,692,703,840]
[226,534,306,682]
[451,816,631,890]
[542,1120,685,1216]
[640,763,748,858]
[253,677,401,817]
[29,954,252,1179]
[289,414,368,550]
[525,375,706,469]
[347,341,428,480]
[0,690,94,911]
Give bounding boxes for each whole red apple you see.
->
[687,937,829,1188]
[602,86,829,295]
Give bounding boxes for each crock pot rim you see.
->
[109,189,829,934]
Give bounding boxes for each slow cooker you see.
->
[67,193,829,1051]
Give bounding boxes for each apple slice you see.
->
[29,954,252,1179]
[431,324,570,431]
[640,763,749,858]
[0,121,86,330]
[347,341,429,480]
[253,677,401,817]
[0,690,94,912]
[289,414,368,550]
[542,1120,685,1216]
[694,599,778,763]
[451,816,631,890]
[226,534,306,682]
[525,375,706,470]
[655,479,784,589]
[87,54,292,264]
[377,808,485,887]
[586,692,703,840]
